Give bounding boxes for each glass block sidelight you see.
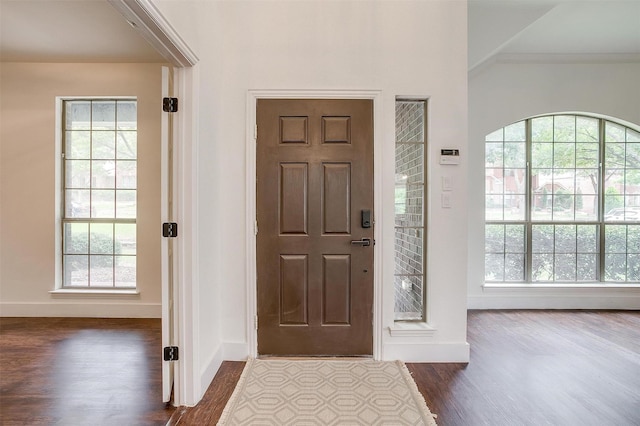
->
[395,101,424,143]
[393,275,423,321]
[394,99,427,321]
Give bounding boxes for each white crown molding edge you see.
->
[108,0,199,67]
[495,52,640,65]
[470,52,640,78]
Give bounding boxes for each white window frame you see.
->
[393,98,429,322]
[53,96,139,294]
[484,113,640,285]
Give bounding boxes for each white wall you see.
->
[0,62,164,317]
[155,0,470,401]
[468,59,640,309]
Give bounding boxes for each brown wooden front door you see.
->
[256,99,374,356]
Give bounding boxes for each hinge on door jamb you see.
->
[254,220,258,236]
[254,315,258,330]
[163,97,178,113]
[254,124,258,140]
[164,346,179,361]
[162,222,178,238]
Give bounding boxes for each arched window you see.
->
[485,114,640,283]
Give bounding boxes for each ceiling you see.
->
[1,0,639,67]
[0,0,165,62]
[469,0,640,70]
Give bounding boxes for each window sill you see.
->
[484,283,640,289]
[388,322,437,337]
[50,289,140,298]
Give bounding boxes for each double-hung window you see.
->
[62,99,137,289]
[485,114,640,283]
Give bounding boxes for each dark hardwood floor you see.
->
[173,310,640,426]
[167,361,245,426]
[0,317,175,425]
[409,310,640,426]
[2,311,639,425]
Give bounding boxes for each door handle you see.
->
[351,238,371,247]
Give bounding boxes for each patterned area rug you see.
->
[218,358,438,425]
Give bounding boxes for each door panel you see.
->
[280,254,309,325]
[257,99,374,356]
[322,254,351,325]
[279,163,308,234]
[323,163,351,234]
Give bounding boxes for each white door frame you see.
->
[109,0,199,407]
[172,65,198,406]
[159,63,198,407]
[246,90,384,360]
[160,65,174,403]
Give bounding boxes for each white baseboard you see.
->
[197,344,224,404]
[382,342,470,363]
[0,302,161,318]
[224,342,250,361]
[218,340,469,363]
[193,342,246,406]
[469,287,640,310]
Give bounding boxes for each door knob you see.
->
[351,238,371,246]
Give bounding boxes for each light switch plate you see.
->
[442,193,452,208]
[442,176,453,191]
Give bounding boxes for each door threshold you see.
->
[257,355,374,360]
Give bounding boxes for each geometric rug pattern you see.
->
[218,358,438,425]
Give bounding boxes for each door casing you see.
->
[246,90,383,360]
[160,65,175,403]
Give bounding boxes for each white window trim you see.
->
[50,288,140,296]
[391,95,436,335]
[54,96,138,293]
[388,322,437,337]
[393,98,429,323]
[484,283,640,289]
[484,114,640,285]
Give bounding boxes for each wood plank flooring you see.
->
[409,310,640,426]
[2,311,639,425]
[173,310,640,426]
[0,317,175,425]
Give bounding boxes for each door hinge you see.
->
[164,346,179,361]
[254,124,258,140]
[254,315,258,330]
[163,97,178,113]
[254,220,258,236]
[162,222,178,238]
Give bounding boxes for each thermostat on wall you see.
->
[440,149,460,165]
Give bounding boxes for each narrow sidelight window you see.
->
[61,99,137,288]
[394,99,427,320]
